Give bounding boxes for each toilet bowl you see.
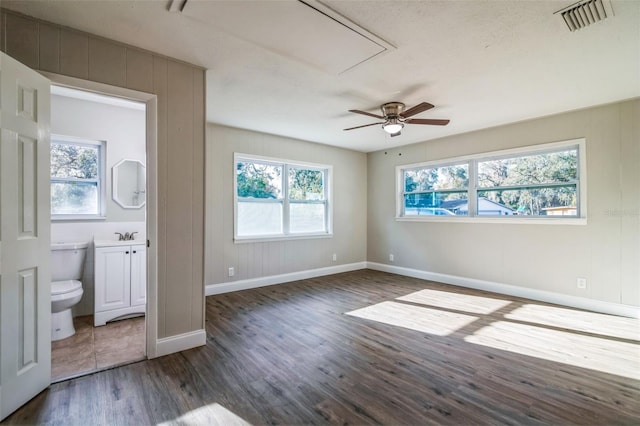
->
[51,242,88,341]
[51,280,84,340]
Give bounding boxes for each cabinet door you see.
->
[95,246,131,312]
[130,245,147,307]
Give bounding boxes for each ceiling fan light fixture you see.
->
[383,119,403,134]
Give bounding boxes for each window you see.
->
[397,139,585,222]
[51,136,105,219]
[403,163,469,216]
[235,154,331,240]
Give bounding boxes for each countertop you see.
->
[94,240,146,248]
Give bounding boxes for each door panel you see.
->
[95,246,131,312]
[130,245,147,306]
[18,267,38,373]
[0,52,51,421]
[18,135,38,237]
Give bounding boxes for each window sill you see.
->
[396,216,587,225]
[51,215,107,222]
[234,233,333,244]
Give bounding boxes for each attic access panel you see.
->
[181,0,394,74]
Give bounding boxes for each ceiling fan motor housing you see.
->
[381,102,405,119]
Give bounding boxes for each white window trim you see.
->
[234,153,333,242]
[51,134,107,221]
[396,138,587,225]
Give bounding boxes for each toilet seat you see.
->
[52,280,82,296]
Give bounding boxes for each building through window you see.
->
[398,139,584,221]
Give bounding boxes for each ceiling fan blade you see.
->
[406,118,450,126]
[344,122,384,131]
[390,131,402,137]
[401,102,435,118]
[349,109,385,119]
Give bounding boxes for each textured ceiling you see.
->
[3,0,639,152]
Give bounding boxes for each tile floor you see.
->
[51,315,145,382]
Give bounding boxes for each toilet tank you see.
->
[51,242,89,282]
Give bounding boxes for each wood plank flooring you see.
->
[4,270,640,425]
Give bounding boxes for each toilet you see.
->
[51,242,88,341]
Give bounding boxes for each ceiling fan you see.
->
[344,102,450,137]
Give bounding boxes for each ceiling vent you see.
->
[555,0,615,31]
[167,0,187,13]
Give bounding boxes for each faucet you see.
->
[124,232,138,241]
[115,232,138,241]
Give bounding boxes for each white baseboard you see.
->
[153,329,206,358]
[206,262,368,296]
[367,262,640,319]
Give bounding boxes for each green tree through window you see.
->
[399,141,583,218]
[289,169,323,200]
[51,138,103,216]
[236,162,281,199]
[478,150,577,215]
[235,155,330,238]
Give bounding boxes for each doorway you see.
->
[49,85,149,381]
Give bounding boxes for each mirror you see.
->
[112,159,146,209]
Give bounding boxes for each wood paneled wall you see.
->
[205,124,368,287]
[367,99,640,307]
[1,9,206,340]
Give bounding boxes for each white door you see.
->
[130,244,147,307]
[0,53,51,421]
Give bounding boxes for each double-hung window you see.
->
[398,139,585,222]
[51,135,105,219]
[234,154,331,240]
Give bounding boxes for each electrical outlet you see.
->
[577,277,587,289]
[228,267,235,277]
[389,254,394,262]
[332,253,337,262]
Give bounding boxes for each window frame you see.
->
[396,138,587,225]
[50,134,107,221]
[234,153,333,242]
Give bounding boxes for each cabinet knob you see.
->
[125,251,130,254]
[133,250,137,254]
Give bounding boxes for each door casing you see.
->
[43,72,160,359]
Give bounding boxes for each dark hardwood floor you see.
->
[5,269,640,425]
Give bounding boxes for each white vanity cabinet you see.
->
[94,241,146,326]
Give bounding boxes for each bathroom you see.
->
[50,86,147,381]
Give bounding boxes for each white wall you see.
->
[205,124,367,286]
[51,94,147,316]
[367,99,639,308]
[51,93,146,222]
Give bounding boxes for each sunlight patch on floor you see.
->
[397,288,512,314]
[505,304,640,341]
[464,321,640,380]
[159,403,251,426]
[346,301,478,336]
